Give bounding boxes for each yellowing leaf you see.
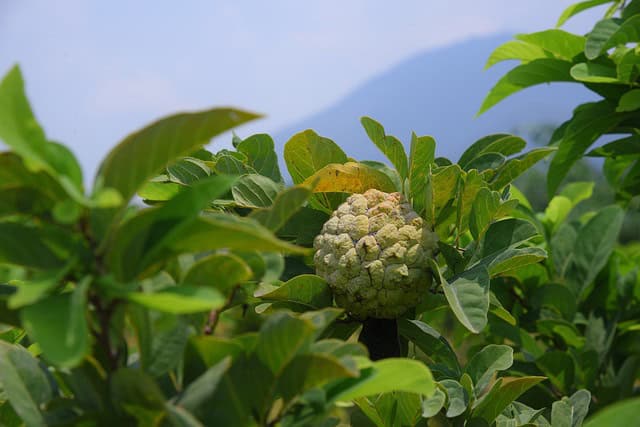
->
[303,162,397,194]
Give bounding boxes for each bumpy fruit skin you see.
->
[313,189,438,319]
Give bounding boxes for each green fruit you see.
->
[313,189,437,319]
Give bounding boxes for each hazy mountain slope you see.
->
[273,34,596,163]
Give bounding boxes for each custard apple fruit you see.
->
[313,189,438,319]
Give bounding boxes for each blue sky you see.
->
[1,1,601,180]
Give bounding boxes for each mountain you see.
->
[273,34,596,162]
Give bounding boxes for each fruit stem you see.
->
[359,318,401,360]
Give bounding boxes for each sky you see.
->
[0,1,603,181]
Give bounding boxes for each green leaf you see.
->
[107,175,238,280]
[478,58,574,115]
[556,0,612,27]
[231,174,280,208]
[361,117,409,180]
[469,188,501,240]
[570,62,622,83]
[585,16,640,60]
[167,157,210,185]
[464,345,514,394]
[616,48,640,82]
[536,351,576,393]
[548,101,622,196]
[127,286,225,314]
[472,377,546,423]
[0,341,52,427]
[110,368,166,425]
[92,107,260,241]
[491,147,556,190]
[516,30,586,60]
[440,379,469,417]
[569,205,625,296]
[284,129,348,211]
[329,358,435,402]
[0,66,83,199]
[0,222,75,270]
[21,279,90,368]
[255,274,333,309]
[255,312,316,374]
[485,40,547,69]
[249,184,313,232]
[182,253,252,292]
[459,134,525,170]
[236,134,283,183]
[276,353,358,401]
[584,396,640,427]
[552,390,592,427]
[398,319,462,377]
[169,214,308,256]
[408,133,436,215]
[212,154,255,175]
[183,336,244,384]
[178,357,232,414]
[441,265,490,334]
[421,388,447,418]
[464,152,506,172]
[480,218,539,260]
[303,161,397,194]
[617,88,640,111]
[284,130,348,184]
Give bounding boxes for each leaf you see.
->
[616,48,640,82]
[302,162,397,193]
[361,117,409,179]
[182,253,252,292]
[478,58,574,115]
[570,62,622,83]
[617,89,640,111]
[398,319,461,377]
[167,157,210,185]
[178,357,232,413]
[169,214,308,256]
[485,40,547,69]
[107,175,238,280]
[556,0,612,27]
[255,312,316,374]
[21,283,89,368]
[441,265,490,334]
[276,353,358,401]
[459,134,526,171]
[0,66,83,199]
[0,222,71,270]
[408,133,436,215]
[0,341,52,427]
[91,107,260,241]
[569,205,625,296]
[440,379,469,417]
[421,388,447,418]
[583,396,640,427]
[552,390,592,427]
[464,345,514,394]
[231,174,280,208]
[284,129,349,211]
[212,154,255,175]
[516,30,586,60]
[585,16,640,60]
[588,135,640,157]
[329,358,435,402]
[491,147,556,190]
[255,274,333,309]
[487,247,547,277]
[548,101,622,196]
[536,351,576,393]
[249,184,313,232]
[110,368,166,424]
[284,130,348,183]
[236,134,283,183]
[127,286,225,314]
[469,188,501,240]
[472,377,546,423]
